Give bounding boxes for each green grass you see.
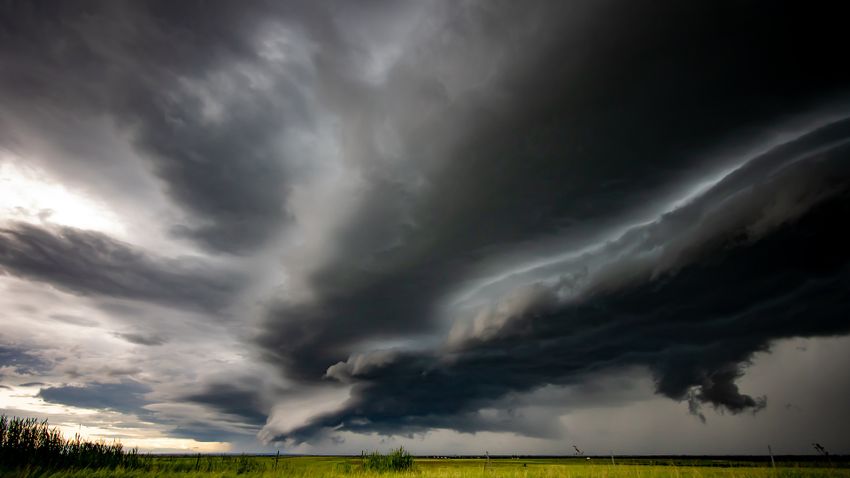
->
[3,455,848,478]
[362,447,415,471]
[1,415,142,470]
[3,416,848,478]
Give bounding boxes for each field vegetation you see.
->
[0,415,142,470]
[361,447,415,472]
[2,415,847,478]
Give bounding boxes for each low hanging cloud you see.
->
[181,383,271,428]
[38,379,153,417]
[271,118,850,443]
[255,0,850,388]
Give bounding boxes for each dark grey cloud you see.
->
[183,383,267,425]
[258,0,850,384]
[36,380,267,443]
[0,1,342,253]
[38,379,153,416]
[257,1,581,380]
[157,380,285,443]
[0,222,242,312]
[180,379,283,433]
[274,117,850,443]
[113,332,167,347]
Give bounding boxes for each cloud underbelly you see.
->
[269,116,850,444]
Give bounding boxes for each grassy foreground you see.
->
[1,415,141,470]
[2,455,848,478]
[3,418,846,478]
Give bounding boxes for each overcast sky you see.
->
[2,0,850,455]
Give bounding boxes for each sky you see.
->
[1,0,850,455]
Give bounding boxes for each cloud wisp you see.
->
[0,222,243,313]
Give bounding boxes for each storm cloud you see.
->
[256,0,850,384]
[0,1,332,253]
[273,122,850,442]
[182,383,271,427]
[2,0,850,454]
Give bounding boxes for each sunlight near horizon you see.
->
[0,157,124,236]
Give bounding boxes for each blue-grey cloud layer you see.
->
[0,223,242,312]
[38,380,153,417]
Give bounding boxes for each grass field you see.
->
[4,415,846,478]
[2,455,848,478]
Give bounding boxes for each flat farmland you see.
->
[3,456,847,478]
